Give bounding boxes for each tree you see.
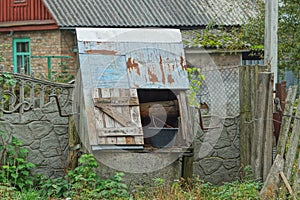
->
[242,0,300,72]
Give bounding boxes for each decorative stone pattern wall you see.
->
[0,30,76,78]
[0,73,74,178]
[193,115,240,184]
[0,106,70,178]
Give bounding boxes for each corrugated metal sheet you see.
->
[0,0,54,22]
[43,0,258,28]
[77,28,190,89]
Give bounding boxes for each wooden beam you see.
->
[140,100,179,118]
[276,86,298,156]
[94,97,139,106]
[280,172,296,200]
[259,154,284,200]
[251,72,273,181]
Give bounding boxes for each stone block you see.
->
[198,157,223,175]
[29,121,53,139]
[40,132,60,158]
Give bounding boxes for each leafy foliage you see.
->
[39,153,129,199]
[187,67,205,107]
[0,130,36,192]
[242,0,300,71]
[183,27,250,50]
[0,72,17,87]
[52,61,75,83]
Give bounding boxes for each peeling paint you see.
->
[180,56,187,70]
[168,74,175,84]
[159,56,166,84]
[85,49,117,55]
[148,68,158,83]
[127,58,141,76]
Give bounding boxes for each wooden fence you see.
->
[260,86,300,199]
[240,66,300,198]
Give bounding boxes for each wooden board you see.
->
[93,88,144,145]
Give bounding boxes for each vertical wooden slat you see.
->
[277,86,298,155]
[239,65,266,167]
[129,89,140,145]
[284,96,300,181]
[92,88,102,134]
[251,72,273,181]
[177,90,191,145]
[262,72,274,181]
[293,153,300,197]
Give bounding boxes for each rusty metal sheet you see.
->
[126,48,189,89]
[77,28,190,89]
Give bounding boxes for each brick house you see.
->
[0,0,257,80]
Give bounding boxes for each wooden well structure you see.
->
[74,28,193,155]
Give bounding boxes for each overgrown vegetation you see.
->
[52,61,75,83]
[0,128,263,200]
[187,67,205,107]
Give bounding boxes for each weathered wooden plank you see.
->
[239,65,265,167]
[140,100,179,118]
[105,137,117,145]
[111,88,122,129]
[177,91,190,143]
[284,96,300,181]
[92,88,103,132]
[293,153,300,198]
[100,88,115,128]
[280,172,297,200]
[263,72,274,181]
[251,72,273,181]
[259,154,284,200]
[129,89,142,127]
[97,127,143,136]
[116,137,126,145]
[95,105,134,127]
[94,88,144,145]
[93,97,139,106]
[277,86,298,156]
[134,136,144,145]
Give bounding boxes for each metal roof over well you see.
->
[43,0,258,28]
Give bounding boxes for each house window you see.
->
[13,38,31,75]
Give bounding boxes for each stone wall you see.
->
[0,30,76,78]
[0,73,74,178]
[193,115,240,184]
[0,107,70,178]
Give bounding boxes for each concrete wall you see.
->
[193,115,240,184]
[0,103,71,178]
[0,30,76,78]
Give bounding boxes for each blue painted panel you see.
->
[80,54,129,89]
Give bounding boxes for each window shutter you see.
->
[93,88,144,145]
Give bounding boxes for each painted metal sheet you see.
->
[77,28,189,89]
[79,54,129,89]
[76,28,182,43]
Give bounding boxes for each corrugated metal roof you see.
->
[43,0,258,28]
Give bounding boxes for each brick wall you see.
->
[0,30,76,80]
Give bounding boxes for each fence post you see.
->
[239,65,266,168]
[251,72,274,181]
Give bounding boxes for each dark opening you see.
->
[137,89,180,147]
